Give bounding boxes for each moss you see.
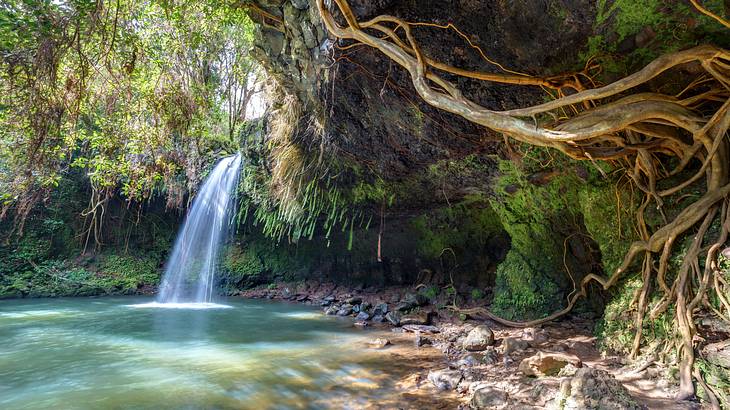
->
[411,194,502,260]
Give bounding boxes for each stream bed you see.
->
[0,297,445,409]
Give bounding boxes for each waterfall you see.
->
[157,153,242,304]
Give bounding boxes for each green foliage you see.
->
[471,288,485,300]
[419,285,440,301]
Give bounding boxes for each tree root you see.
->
[316,0,730,403]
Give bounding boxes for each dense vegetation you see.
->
[1,0,729,407]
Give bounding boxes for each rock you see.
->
[371,314,385,323]
[402,324,439,334]
[522,327,549,347]
[428,369,462,390]
[457,354,480,367]
[345,296,362,305]
[352,304,360,313]
[482,346,499,365]
[502,337,529,355]
[354,320,368,328]
[290,0,308,10]
[470,385,508,409]
[553,367,641,409]
[324,295,336,302]
[519,352,582,377]
[385,311,401,326]
[359,302,371,312]
[415,332,432,347]
[324,306,338,315]
[336,304,353,316]
[355,311,370,321]
[397,292,429,311]
[400,312,430,325]
[320,299,333,307]
[368,338,390,348]
[372,302,388,315]
[463,325,495,351]
[702,339,730,369]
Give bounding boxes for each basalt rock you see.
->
[519,352,582,377]
[463,325,495,351]
[552,367,641,409]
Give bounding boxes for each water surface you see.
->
[0,297,429,409]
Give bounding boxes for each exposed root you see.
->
[316,0,730,403]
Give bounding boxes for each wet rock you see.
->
[359,302,371,312]
[320,299,333,307]
[324,306,338,315]
[290,0,308,11]
[354,320,368,328]
[352,304,360,313]
[385,311,401,326]
[470,385,508,409]
[519,352,582,377]
[355,311,370,321]
[553,367,641,409]
[463,325,495,351]
[428,368,462,390]
[400,312,430,326]
[502,337,529,356]
[372,302,388,315]
[703,339,730,369]
[336,304,353,316]
[415,332,432,347]
[368,337,390,348]
[371,314,385,323]
[324,295,336,302]
[345,296,362,305]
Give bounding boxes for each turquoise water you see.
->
[0,297,408,409]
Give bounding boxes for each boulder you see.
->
[397,292,429,311]
[502,337,529,355]
[463,325,495,351]
[519,351,582,377]
[385,311,401,326]
[371,314,385,323]
[553,367,641,409]
[457,354,481,368]
[400,312,430,326]
[702,339,730,369]
[470,385,508,409]
[345,296,362,305]
[324,306,338,315]
[372,302,389,316]
[355,311,370,321]
[428,369,462,390]
[336,304,353,316]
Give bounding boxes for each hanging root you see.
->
[315,0,730,401]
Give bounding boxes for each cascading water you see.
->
[155,153,242,305]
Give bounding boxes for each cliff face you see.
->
[248,0,595,179]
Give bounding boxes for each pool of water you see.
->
[0,297,421,409]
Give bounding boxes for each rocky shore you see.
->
[238,282,700,409]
